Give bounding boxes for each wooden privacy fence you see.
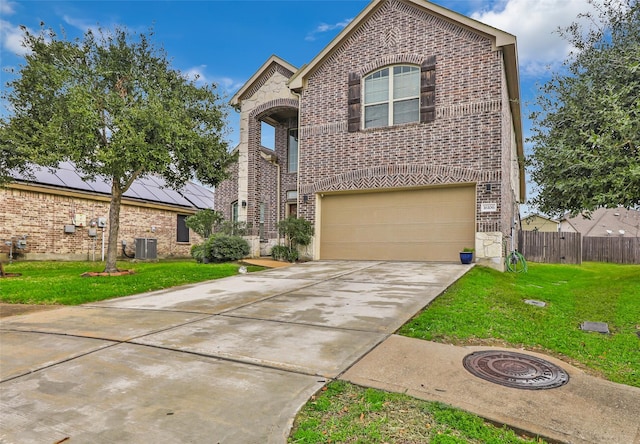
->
[519,231,640,264]
[518,231,582,264]
[583,237,640,264]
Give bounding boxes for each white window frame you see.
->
[363,65,420,129]
[231,201,239,223]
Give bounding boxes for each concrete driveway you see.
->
[0,261,470,443]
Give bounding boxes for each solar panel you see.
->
[84,177,112,194]
[159,187,193,207]
[13,162,213,209]
[128,182,161,201]
[54,164,91,191]
[28,166,67,188]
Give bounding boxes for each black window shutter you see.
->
[348,72,361,132]
[420,56,436,123]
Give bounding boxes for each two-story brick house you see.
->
[215,0,525,270]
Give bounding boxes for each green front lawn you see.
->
[398,262,639,387]
[0,260,262,305]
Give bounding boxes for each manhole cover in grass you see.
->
[463,351,569,390]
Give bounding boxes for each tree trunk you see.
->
[104,180,123,273]
[0,262,5,278]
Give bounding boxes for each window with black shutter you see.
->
[351,57,436,131]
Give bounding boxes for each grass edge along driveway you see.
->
[0,260,263,305]
[399,262,639,387]
[289,262,638,443]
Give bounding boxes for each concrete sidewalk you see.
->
[341,335,640,444]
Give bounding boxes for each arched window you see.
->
[231,201,239,223]
[348,57,435,132]
[363,65,420,128]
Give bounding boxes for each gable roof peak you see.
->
[288,0,517,91]
[230,55,298,107]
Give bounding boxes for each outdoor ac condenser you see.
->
[134,238,157,260]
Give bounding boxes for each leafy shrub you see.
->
[190,243,206,262]
[185,209,224,239]
[271,216,313,262]
[271,245,299,262]
[277,216,314,249]
[203,235,250,262]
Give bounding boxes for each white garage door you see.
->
[319,186,476,261]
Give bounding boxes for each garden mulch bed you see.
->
[80,270,135,277]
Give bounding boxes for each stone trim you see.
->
[240,64,295,102]
[300,164,500,194]
[249,98,299,119]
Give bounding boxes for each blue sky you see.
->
[0,0,596,205]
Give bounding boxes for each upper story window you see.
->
[288,128,298,173]
[363,65,420,128]
[348,57,435,133]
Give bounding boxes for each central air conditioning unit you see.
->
[135,238,158,260]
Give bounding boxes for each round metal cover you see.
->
[463,350,569,390]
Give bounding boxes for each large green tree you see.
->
[1,25,234,272]
[528,0,639,217]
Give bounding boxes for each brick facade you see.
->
[0,186,203,261]
[214,159,238,222]
[216,0,524,268]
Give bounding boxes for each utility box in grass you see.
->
[135,238,157,260]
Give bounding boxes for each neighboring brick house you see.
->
[215,0,525,270]
[0,162,214,261]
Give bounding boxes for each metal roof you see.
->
[12,161,214,210]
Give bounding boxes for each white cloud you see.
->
[471,0,597,76]
[305,18,353,41]
[182,66,243,94]
[63,14,102,36]
[0,0,15,15]
[183,65,209,84]
[213,76,245,94]
[0,19,29,55]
